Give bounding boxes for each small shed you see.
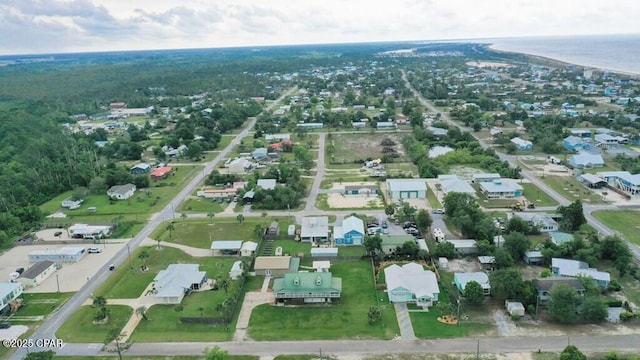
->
[311,247,338,258]
[438,257,449,269]
[523,251,544,265]
[287,225,296,236]
[210,240,243,256]
[478,256,496,272]
[505,300,525,317]
[240,241,258,257]
[313,261,331,272]
[229,261,243,280]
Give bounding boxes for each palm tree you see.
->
[166,223,175,241]
[180,213,188,221]
[135,306,148,320]
[93,296,107,308]
[236,214,245,224]
[138,250,149,268]
[207,212,215,224]
[218,278,230,295]
[155,237,161,250]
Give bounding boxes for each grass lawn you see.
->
[56,305,132,342]
[532,353,559,360]
[521,183,558,206]
[327,133,410,164]
[215,135,235,150]
[426,184,442,209]
[270,240,311,256]
[39,165,203,218]
[592,210,640,245]
[248,261,398,340]
[338,246,366,257]
[55,357,257,360]
[384,162,419,176]
[541,176,606,204]
[14,292,73,319]
[179,198,227,213]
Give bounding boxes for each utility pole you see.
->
[476,339,480,360]
[56,274,60,293]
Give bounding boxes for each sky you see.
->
[1,0,639,55]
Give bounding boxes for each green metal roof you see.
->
[273,272,342,293]
[550,232,574,245]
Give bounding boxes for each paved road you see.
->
[11,87,298,360]
[305,132,326,211]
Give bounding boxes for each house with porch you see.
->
[334,216,365,246]
[453,272,491,295]
[551,258,610,287]
[534,278,586,305]
[0,282,24,313]
[597,171,640,197]
[107,183,136,200]
[513,212,559,232]
[384,263,439,309]
[154,264,207,304]
[480,180,523,199]
[300,217,329,243]
[273,272,342,304]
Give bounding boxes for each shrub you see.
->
[605,299,623,307]
[619,311,635,322]
[607,279,622,292]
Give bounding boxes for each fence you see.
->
[179,276,247,325]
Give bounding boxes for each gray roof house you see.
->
[440,178,476,195]
[534,278,586,305]
[107,183,136,200]
[551,258,610,287]
[300,217,329,243]
[154,264,207,304]
[513,212,558,232]
[384,263,439,308]
[453,272,490,295]
[568,153,605,169]
[257,179,277,190]
[210,240,244,255]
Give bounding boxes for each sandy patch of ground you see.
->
[327,193,383,208]
[329,181,378,190]
[446,258,481,273]
[0,241,128,293]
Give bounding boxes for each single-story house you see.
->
[229,261,244,280]
[523,251,544,265]
[447,239,478,255]
[440,178,476,195]
[510,137,533,150]
[480,180,523,199]
[334,215,365,246]
[130,163,152,174]
[257,179,277,190]
[0,282,24,313]
[578,174,607,188]
[300,217,329,243]
[595,133,621,147]
[107,183,136,200]
[28,247,87,263]
[427,126,448,137]
[150,166,173,180]
[513,213,559,232]
[563,136,591,152]
[478,256,496,271]
[376,121,396,130]
[154,264,207,304]
[344,184,378,195]
[597,171,640,197]
[296,123,323,129]
[569,129,592,138]
[273,272,342,304]
[453,272,491,295]
[471,173,501,183]
[381,234,415,254]
[534,277,586,305]
[252,147,269,160]
[228,158,254,173]
[551,258,610,287]
[196,188,238,199]
[550,232,574,246]
[61,197,83,209]
[68,224,111,239]
[311,247,338,257]
[568,153,605,169]
[254,256,300,276]
[265,134,291,142]
[17,261,57,288]
[210,240,244,256]
[385,179,427,200]
[384,263,440,308]
[240,241,258,257]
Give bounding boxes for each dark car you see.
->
[54,231,63,237]
[109,264,115,271]
[15,267,24,275]
[403,222,417,229]
[0,322,11,329]
[431,209,445,214]
[381,220,388,229]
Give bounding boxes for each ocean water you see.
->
[485,34,640,75]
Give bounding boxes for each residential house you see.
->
[427,126,448,137]
[568,153,605,169]
[578,174,607,189]
[480,180,523,199]
[563,136,591,152]
[385,179,427,200]
[265,134,291,142]
[252,148,269,160]
[534,278,586,305]
[478,256,496,272]
[597,171,640,197]
[17,261,57,288]
[150,166,173,180]
[376,121,396,130]
[60,197,83,210]
[210,240,244,256]
[440,178,476,196]
[447,239,478,255]
[513,213,559,232]
[296,123,323,129]
[107,183,136,200]
[68,224,111,239]
[453,272,490,295]
[551,258,611,287]
[130,163,152,175]
[334,216,365,246]
[471,173,501,183]
[510,137,533,150]
[254,256,300,276]
[595,133,621,147]
[344,184,378,195]
[523,251,544,265]
[381,234,415,254]
[0,282,24,313]
[240,241,258,257]
[229,261,244,280]
[384,263,440,308]
[300,217,329,243]
[257,179,277,190]
[227,158,254,174]
[154,264,207,304]
[28,247,87,263]
[569,129,592,138]
[550,232,574,246]
[196,188,238,199]
[273,272,342,304]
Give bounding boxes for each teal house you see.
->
[273,272,342,305]
[334,216,365,246]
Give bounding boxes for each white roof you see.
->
[301,217,329,238]
[437,174,458,181]
[478,256,496,264]
[230,261,243,273]
[579,173,605,184]
[552,258,610,282]
[240,241,258,252]
[313,261,331,270]
[441,178,475,194]
[68,224,111,235]
[341,216,364,235]
[454,272,490,290]
[385,179,427,192]
[570,153,604,166]
[472,173,500,181]
[0,282,22,297]
[515,212,558,227]
[257,179,277,190]
[29,246,86,256]
[154,264,206,298]
[511,137,532,146]
[384,263,439,299]
[447,239,477,248]
[480,180,523,193]
[210,240,244,250]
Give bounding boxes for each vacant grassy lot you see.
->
[425,184,442,209]
[327,133,409,164]
[409,295,493,339]
[270,240,311,256]
[592,210,640,246]
[15,292,73,319]
[248,261,398,340]
[179,198,227,213]
[40,165,203,218]
[521,183,559,206]
[57,305,132,342]
[154,217,294,249]
[541,176,606,204]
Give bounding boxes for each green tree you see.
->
[138,249,149,267]
[166,223,175,241]
[557,200,586,231]
[463,280,485,305]
[547,284,582,324]
[414,209,433,235]
[218,278,230,295]
[503,232,531,261]
[236,214,245,224]
[93,295,107,308]
[363,234,383,256]
[25,350,56,360]
[204,345,228,360]
[581,296,608,323]
[435,241,455,258]
[367,306,381,325]
[384,205,395,217]
[494,248,514,269]
[560,345,587,360]
[136,306,148,320]
[505,216,532,235]
[207,211,215,224]
[489,268,524,301]
[185,141,203,160]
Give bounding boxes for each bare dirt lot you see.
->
[0,241,128,293]
[329,133,410,163]
[327,193,384,208]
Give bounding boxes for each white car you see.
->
[87,247,102,254]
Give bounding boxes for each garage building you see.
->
[385,179,428,200]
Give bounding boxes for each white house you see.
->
[440,178,476,195]
[568,153,605,169]
[0,282,24,312]
[227,158,254,173]
[257,179,277,190]
[385,179,427,200]
[510,137,533,150]
[513,213,559,232]
[154,264,207,304]
[240,241,258,257]
[384,263,439,308]
[454,272,491,295]
[300,217,329,243]
[107,183,136,200]
[551,258,610,287]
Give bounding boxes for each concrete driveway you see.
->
[393,302,416,340]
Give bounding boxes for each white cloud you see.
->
[1,0,639,54]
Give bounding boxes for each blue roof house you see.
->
[252,148,269,160]
[568,153,605,169]
[334,216,365,246]
[563,136,591,152]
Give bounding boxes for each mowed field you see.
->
[327,133,411,164]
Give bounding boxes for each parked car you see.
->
[108,264,115,271]
[53,231,63,237]
[367,227,381,236]
[405,227,420,236]
[431,209,444,214]
[382,228,389,235]
[87,247,102,254]
[15,267,24,275]
[381,220,388,229]
[402,222,417,229]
